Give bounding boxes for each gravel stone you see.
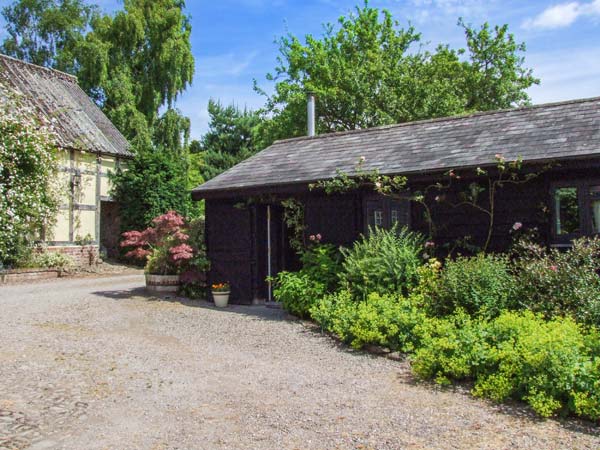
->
[0,274,598,449]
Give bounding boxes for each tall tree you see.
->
[1,0,98,73]
[197,99,263,181]
[255,3,539,147]
[2,0,198,230]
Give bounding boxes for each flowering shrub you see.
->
[512,237,600,327]
[0,86,60,267]
[121,211,194,275]
[429,253,517,318]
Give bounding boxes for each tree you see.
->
[1,0,98,73]
[110,146,190,233]
[197,99,263,181]
[0,87,60,267]
[255,3,539,146]
[76,0,195,142]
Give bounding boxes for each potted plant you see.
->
[211,282,230,307]
[121,211,194,293]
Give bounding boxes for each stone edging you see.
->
[0,268,61,284]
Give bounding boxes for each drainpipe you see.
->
[267,204,272,302]
[307,92,316,137]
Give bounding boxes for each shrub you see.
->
[512,237,600,327]
[310,291,430,353]
[339,226,425,299]
[412,310,600,419]
[272,271,326,318]
[430,253,516,318]
[121,211,194,275]
[300,243,343,292]
[19,250,75,271]
[411,311,488,385]
[0,89,60,267]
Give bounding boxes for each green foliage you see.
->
[197,100,263,181]
[255,3,538,146]
[281,198,306,254]
[311,291,430,353]
[0,91,60,267]
[272,242,341,317]
[411,311,487,385]
[110,146,190,232]
[1,0,98,73]
[412,310,600,419]
[430,254,516,318]
[31,251,74,270]
[299,243,343,292]
[512,237,600,327]
[339,226,425,299]
[272,271,326,319]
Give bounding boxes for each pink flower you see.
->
[449,170,456,178]
[309,235,316,241]
[549,265,558,272]
[316,233,322,241]
[425,241,435,248]
[512,222,523,231]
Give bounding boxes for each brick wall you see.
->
[46,245,100,267]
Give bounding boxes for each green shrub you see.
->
[339,226,425,299]
[310,290,430,353]
[272,271,326,318]
[512,237,600,327]
[430,254,516,318]
[412,310,600,419]
[411,311,488,385]
[300,243,343,292]
[19,251,74,271]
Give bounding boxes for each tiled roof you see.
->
[0,54,131,157]
[193,96,600,196]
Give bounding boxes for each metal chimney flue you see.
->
[307,92,316,137]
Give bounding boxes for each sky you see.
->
[1,0,600,139]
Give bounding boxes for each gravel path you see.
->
[0,275,598,450]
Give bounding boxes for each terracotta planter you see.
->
[212,291,230,307]
[146,274,180,293]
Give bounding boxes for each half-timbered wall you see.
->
[50,149,124,248]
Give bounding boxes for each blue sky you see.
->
[2,0,600,139]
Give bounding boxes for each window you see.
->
[552,181,600,243]
[391,209,399,225]
[374,210,383,227]
[554,187,579,235]
[590,186,600,234]
[366,196,410,233]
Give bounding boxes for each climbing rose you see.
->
[512,222,523,231]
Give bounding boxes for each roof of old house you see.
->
[0,54,131,157]
[193,96,600,198]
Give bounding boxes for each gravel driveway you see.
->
[0,275,598,450]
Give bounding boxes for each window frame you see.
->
[551,179,600,245]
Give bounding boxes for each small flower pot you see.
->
[212,291,230,307]
[146,274,180,293]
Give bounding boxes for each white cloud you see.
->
[523,0,600,29]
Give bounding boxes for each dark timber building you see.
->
[193,97,600,304]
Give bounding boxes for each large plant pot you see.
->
[212,291,230,308]
[146,274,180,293]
